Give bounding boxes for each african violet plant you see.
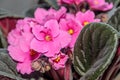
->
[0,0,120,80]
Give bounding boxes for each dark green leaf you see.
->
[25,7,36,17]
[0,8,24,18]
[0,27,8,48]
[25,4,50,17]
[44,0,59,9]
[73,22,118,80]
[0,49,25,80]
[108,7,120,34]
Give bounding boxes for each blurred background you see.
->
[0,0,38,16]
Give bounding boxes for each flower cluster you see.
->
[7,5,100,74]
[58,0,113,11]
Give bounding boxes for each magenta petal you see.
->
[95,3,113,11]
[69,32,79,48]
[56,7,67,20]
[87,0,113,11]
[32,25,45,40]
[17,58,32,74]
[22,32,33,43]
[8,46,27,62]
[85,10,95,20]
[7,30,20,46]
[59,19,68,31]
[34,8,47,23]
[57,30,71,48]
[62,0,74,4]
[30,38,48,53]
[45,20,60,37]
[76,10,95,22]
[75,0,84,5]
[44,41,61,57]
[49,53,68,70]
[19,37,29,52]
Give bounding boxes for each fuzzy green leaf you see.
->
[0,49,25,80]
[108,7,120,34]
[73,22,118,80]
[0,8,24,18]
[0,27,8,48]
[44,0,59,9]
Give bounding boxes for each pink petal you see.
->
[56,30,71,48]
[32,25,45,40]
[93,3,113,11]
[30,38,48,53]
[22,32,33,43]
[59,19,68,31]
[44,41,61,57]
[45,20,60,37]
[76,10,95,23]
[17,58,32,74]
[62,0,74,4]
[87,0,113,11]
[19,37,29,52]
[69,32,79,48]
[7,30,20,46]
[49,53,68,70]
[34,8,47,23]
[75,0,84,5]
[8,46,27,62]
[56,7,67,20]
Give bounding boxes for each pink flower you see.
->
[87,0,113,11]
[60,14,83,48]
[57,0,84,5]
[76,10,100,26]
[7,18,41,74]
[34,7,66,25]
[49,52,68,70]
[31,20,71,57]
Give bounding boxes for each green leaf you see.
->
[25,4,50,17]
[44,0,59,9]
[0,8,24,18]
[0,49,47,80]
[73,22,118,80]
[0,49,25,80]
[0,27,8,48]
[108,7,120,34]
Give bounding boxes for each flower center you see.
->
[68,29,74,35]
[45,35,52,41]
[83,21,89,26]
[53,56,61,63]
[30,49,36,56]
[94,0,98,5]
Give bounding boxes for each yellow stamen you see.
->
[68,29,74,35]
[45,35,52,41]
[53,56,61,63]
[83,21,89,26]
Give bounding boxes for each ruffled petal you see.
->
[44,41,61,57]
[30,38,48,53]
[34,8,48,23]
[32,25,45,40]
[8,45,27,62]
[45,20,60,37]
[56,30,71,48]
[17,57,32,74]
